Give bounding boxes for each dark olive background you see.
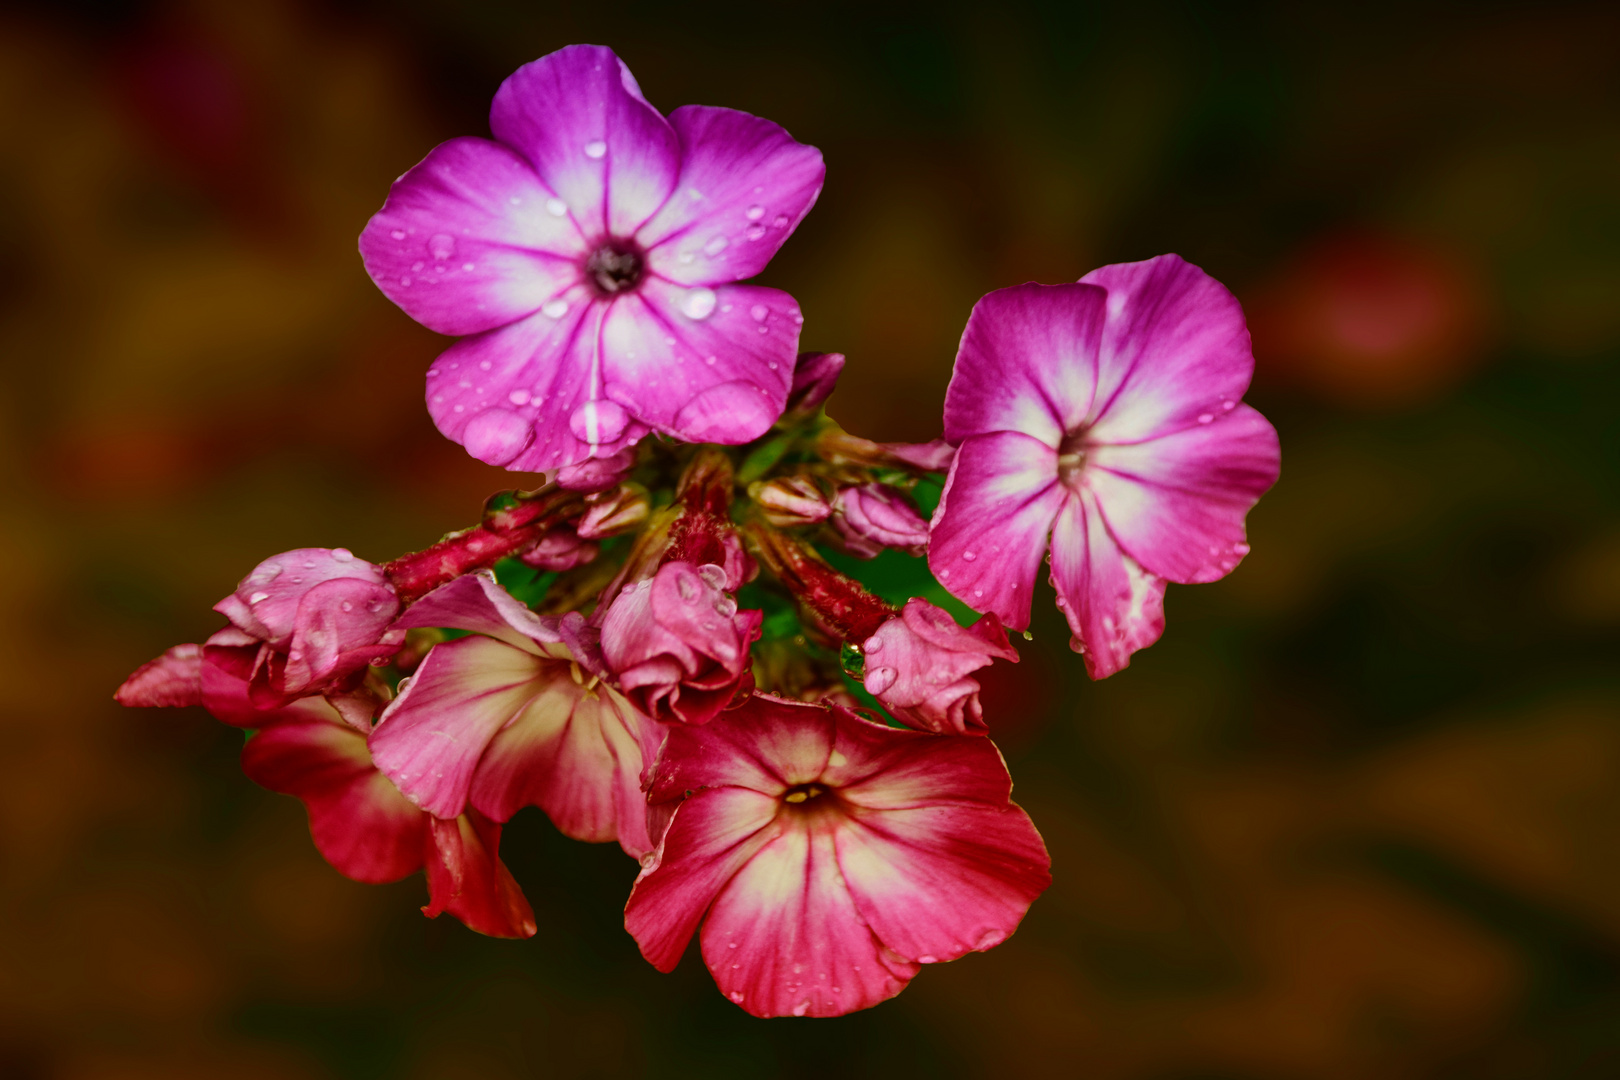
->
[3,1,1619,1077]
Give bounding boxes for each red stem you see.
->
[743,521,895,643]
[382,487,584,604]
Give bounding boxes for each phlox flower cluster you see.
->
[118,45,1279,1019]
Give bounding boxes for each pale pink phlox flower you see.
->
[369,572,658,858]
[861,598,1018,735]
[211,547,403,707]
[360,44,824,472]
[598,560,763,727]
[929,255,1281,678]
[624,694,1050,1018]
[116,640,535,938]
[831,483,930,558]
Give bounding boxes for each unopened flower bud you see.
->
[599,561,762,726]
[862,598,1018,734]
[782,351,844,420]
[519,528,599,571]
[556,447,636,492]
[750,474,832,528]
[578,483,650,540]
[831,484,929,558]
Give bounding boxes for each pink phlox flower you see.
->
[929,255,1281,678]
[368,572,658,858]
[831,483,930,558]
[212,547,403,706]
[861,598,1018,734]
[359,44,824,472]
[624,694,1051,1018]
[116,642,204,708]
[598,561,762,727]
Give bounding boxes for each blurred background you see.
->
[2,1,1618,1076]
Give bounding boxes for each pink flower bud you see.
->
[750,475,832,528]
[783,351,844,419]
[555,447,637,492]
[519,528,599,571]
[577,483,650,539]
[212,548,403,698]
[599,561,762,726]
[861,598,1019,734]
[832,484,929,558]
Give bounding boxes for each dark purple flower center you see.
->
[585,240,644,295]
[1057,430,1090,487]
[782,782,828,805]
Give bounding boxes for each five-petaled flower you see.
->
[929,255,1281,678]
[624,694,1050,1018]
[360,44,824,472]
[369,573,659,858]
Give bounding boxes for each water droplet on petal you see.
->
[703,236,729,256]
[681,287,717,320]
[508,389,530,406]
[747,224,766,240]
[332,548,352,561]
[569,399,629,444]
[750,304,769,322]
[340,600,354,613]
[429,233,455,260]
[772,214,790,228]
[918,955,938,964]
[390,229,407,240]
[963,550,976,561]
[542,297,569,318]
[676,574,699,603]
[674,381,774,441]
[746,204,765,220]
[462,408,533,466]
[400,276,412,286]
[792,1001,810,1017]
[1197,413,1214,424]
[545,196,568,216]
[249,591,270,604]
[1233,542,1251,555]
[462,262,476,272]
[728,991,744,1004]
[866,666,898,694]
[584,140,607,158]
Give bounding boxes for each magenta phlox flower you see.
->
[831,482,930,558]
[360,44,824,471]
[598,561,762,726]
[929,255,1281,678]
[211,547,403,705]
[624,694,1050,1018]
[368,572,658,857]
[861,598,1018,734]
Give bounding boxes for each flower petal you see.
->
[702,818,920,1017]
[471,679,655,858]
[424,811,537,939]
[1080,254,1256,444]
[599,281,797,444]
[394,571,563,651]
[645,694,835,801]
[1084,402,1280,583]
[927,432,1065,630]
[359,136,586,336]
[115,643,202,708]
[1049,494,1166,678]
[638,104,824,286]
[942,282,1109,446]
[426,305,650,471]
[489,45,679,240]
[241,708,427,884]
[369,635,546,818]
[624,786,784,971]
